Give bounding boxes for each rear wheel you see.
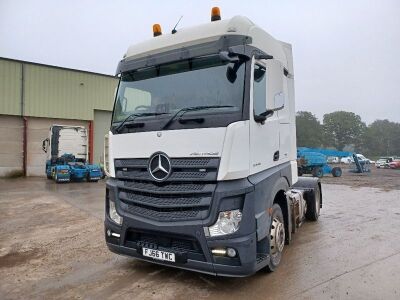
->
[331,167,342,177]
[86,174,98,182]
[305,184,321,221]
[266,204,285,272]
[312,167,323,178]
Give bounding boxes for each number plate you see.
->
[142,247,175,262]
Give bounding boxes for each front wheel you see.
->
[266,204,285,272]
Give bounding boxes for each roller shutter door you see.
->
[0,115,23,177]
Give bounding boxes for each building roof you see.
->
[0,56,116,79]
[0,57,118,120]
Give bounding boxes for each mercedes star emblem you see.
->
[148,152,171,181]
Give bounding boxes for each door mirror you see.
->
[226,66,237,83]
[42,138,49,153]
[272,92,285,111]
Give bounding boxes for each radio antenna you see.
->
[171,16,183,34]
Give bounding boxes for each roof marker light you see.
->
[211,7,221,21]
[153,24,162,37]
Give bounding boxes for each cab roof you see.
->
[123,16,293,74]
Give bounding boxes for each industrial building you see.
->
[0,57,118,177]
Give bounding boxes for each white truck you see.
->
[42,125,102,182]
[104,8,322,276]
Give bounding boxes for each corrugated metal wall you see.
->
[93,110,112,164]
[0,58,119,177]
[24,64,118,120]
[0,58,118,120]
[0,60,22,115]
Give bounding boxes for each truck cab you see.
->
[104,9,322,276]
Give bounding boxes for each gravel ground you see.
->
[0,176,399,299]
[320,164,400,190]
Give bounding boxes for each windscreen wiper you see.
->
[114,112,168,133]
[162,105,234,130]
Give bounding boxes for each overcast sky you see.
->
[1,0,399,124]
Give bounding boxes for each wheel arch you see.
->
[270,177,291,244]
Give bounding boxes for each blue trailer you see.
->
[43,125,103,183]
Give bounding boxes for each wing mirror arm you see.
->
[255,92,285,123]
[219,51,240,63]
[254,110,274,124]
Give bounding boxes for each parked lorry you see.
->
[42,125,103,183]
[104,8,322,276]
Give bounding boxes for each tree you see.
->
[323,111,366,151]
[363,120,400,157]
[296,111,324,147]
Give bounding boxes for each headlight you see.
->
[109,200,123,225]
[208,209,242,237]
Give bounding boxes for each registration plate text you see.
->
[142,248,175,262]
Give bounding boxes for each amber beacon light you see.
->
[153,24,162,37]
[211,7,221,21]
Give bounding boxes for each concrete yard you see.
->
[1,176,400,299]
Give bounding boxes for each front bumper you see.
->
[104,178,268,277]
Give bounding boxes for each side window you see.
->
[253,64,267,116]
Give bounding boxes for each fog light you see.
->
[208,209,242,237]
[211,248,227,256]
[226,248,237,258]
[106,229,111,237]
[109,200,123,225]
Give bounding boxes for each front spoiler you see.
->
[105,229,264,277]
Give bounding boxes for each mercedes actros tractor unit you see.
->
[104,7,322,277]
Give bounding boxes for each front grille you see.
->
[114,157,219,182]
[125,229,206,262]
[114,157,219,221]
[120,201,208,221]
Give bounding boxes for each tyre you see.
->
[305,184,321,221]
[47,174,52,179]
[331,167,342,177]
[86,174,98,182]
[266,204,285,272]
[297,167,303,177]
[312,167,323,178]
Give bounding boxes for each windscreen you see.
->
[112,54,245,126]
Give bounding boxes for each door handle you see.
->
[273,151,279,161]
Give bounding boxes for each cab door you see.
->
[249,59,282,175]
